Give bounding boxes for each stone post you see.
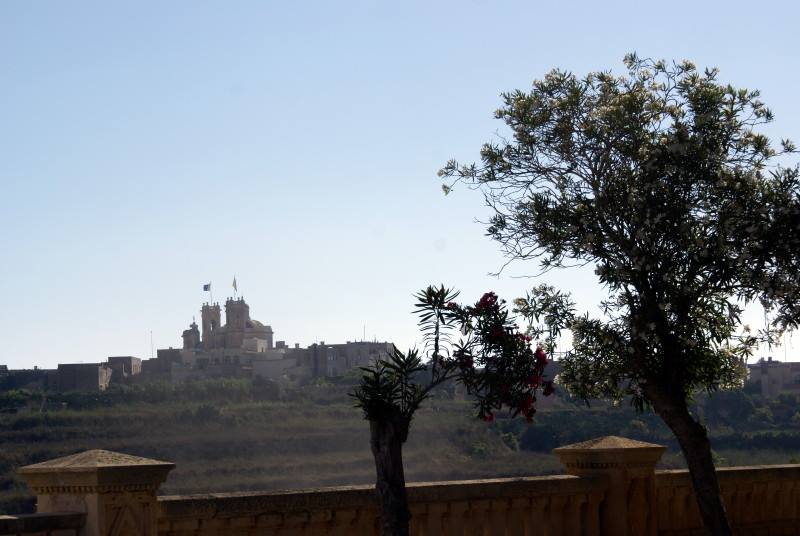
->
[18,450,174,536]
[554,435,665,536]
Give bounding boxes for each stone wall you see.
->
[251,356,297,380]
[12,436,800,536]
[656,465,800,535]
[157,475,606,536]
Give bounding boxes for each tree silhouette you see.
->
[440,54,798,535]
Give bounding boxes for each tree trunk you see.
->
[649,389,732,536]
[370,418,410,536]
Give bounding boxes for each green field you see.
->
[1,379,798,514]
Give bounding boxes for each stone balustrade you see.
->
[656,464,800,535]
[158,474,606,535]
[8,436,800,535]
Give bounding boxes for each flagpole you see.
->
[204,282,213,305]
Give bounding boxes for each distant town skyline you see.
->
[2,1,798,368]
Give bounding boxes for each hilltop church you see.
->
[150,296,391,383]
[182,297,275,353]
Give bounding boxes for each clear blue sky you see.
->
[1,0,797,368]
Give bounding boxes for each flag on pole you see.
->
[203,283,211,292]
[232,276,238,292]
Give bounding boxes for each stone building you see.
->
[154,296,297,382]
[305,341,392,377]
[748,357,800,398]
[196,298,274,352]
[55,363,112,392]
[0,366,54,392]
[107,356,142,379]
[142,348,182,378]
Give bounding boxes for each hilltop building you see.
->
[158,297,290,382]
[747,357,800,398]
[176,298,276,353]
[148,296,392,384]
[305,341,393,377]
[1,296,392,392]
[55,363,113,392]
[0,367,54,392]
[107,356,142,379]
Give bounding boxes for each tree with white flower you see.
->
[440,54,798,535]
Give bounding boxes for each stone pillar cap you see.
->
[19,450,174,493]
[554,436,666,475]
[554,435,665,454]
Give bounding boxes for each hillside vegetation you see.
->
[1,378,797,514]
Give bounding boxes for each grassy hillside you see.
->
[1,379,798,514]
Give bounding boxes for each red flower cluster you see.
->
[534,346,548,367]
[475,292,498,310]
[489,325,505,340]
[454,291,556,429]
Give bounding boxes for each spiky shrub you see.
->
[351,285,555,536]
